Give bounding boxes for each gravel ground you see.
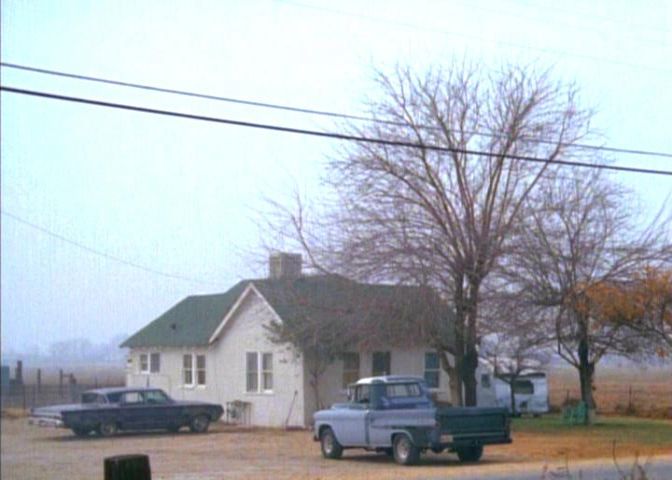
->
[2,418,669,480]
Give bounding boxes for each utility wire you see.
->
[2,61,671,159]
[3,85,672,177]
[1,210,219,286]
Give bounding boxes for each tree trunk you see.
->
[508,377,517,416]
[440,351,463,406]
[577,331,597,424]
[310,370,323,411]
[463,280,481,407]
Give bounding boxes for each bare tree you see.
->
[504,169,671,422]
[269,62,593,405]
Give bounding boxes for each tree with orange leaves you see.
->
[584,268,672,353]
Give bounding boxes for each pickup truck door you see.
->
[332,385,371,446]
[332,406,369,447]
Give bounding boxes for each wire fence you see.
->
[0,383,123,410]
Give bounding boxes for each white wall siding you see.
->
[210,289,305,428]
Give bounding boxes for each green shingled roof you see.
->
[121,275,454,349]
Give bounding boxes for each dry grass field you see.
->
[1,415,670,480]
[547,365,672,418]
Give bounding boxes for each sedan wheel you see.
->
[189,414,210,433]
[98,421,118,437]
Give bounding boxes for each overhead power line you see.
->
[1,210,218,286]
[2,85,672,177]
[2,61,671,159]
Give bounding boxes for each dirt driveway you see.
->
[1,419,668,480]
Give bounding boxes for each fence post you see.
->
[22,384,26,411]
[37,369,42,393]
[628,385,633,413]
[59,370,64,396]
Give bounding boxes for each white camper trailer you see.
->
[493,372,549,415]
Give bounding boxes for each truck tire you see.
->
[189,414,210,433]
[393,434,420,466]
[98,421,118,437]
[457,445,483,462]
[320,427,343,459]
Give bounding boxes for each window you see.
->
[246,352,273,393]
[139,354,149,373]
[196,354,206,386]
[353,385,371,403]
[150,353,161,373]
[183,353,205,387]
[342,353,360,388]
[262,353,273,391]
[246,352,258,392]
[183,354,193,385]
[385,383,422,398]
[372,351,391,376]
[139,352,160,374]
[424,352,440,388]
[513,379,534,395]
[145,390,171,405]
[481,374,491,388]
[121,391,144,404]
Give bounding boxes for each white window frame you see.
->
[246,351,273,394]
[150,352,161,373]
[183,354,194,387]
[139,353,149,374]
[196,354,206,386]
[182,353,206,388]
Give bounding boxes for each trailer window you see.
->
[513,379,534,394]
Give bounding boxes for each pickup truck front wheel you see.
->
[456,445,483,462]
[320,427,343,459]
[393,434,420,466]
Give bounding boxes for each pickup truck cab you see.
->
[313,375,511,465]
[29,387,223,437]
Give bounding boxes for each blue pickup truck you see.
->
[314,376,511,465]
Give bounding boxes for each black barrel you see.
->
[104,454,151,480]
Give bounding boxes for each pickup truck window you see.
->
[353,385,371,403]
[385,383,422,398]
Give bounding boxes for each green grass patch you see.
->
[512,414,672,446]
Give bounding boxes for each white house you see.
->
[122,253,476,428]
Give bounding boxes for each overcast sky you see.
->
[2,0,671,355]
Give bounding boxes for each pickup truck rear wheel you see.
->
[320,427,343,459]
[98,421,118,437]
[457,445,483,462]
[189,414,210,433]
[393,434,420,466]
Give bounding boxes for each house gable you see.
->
[208,283,284,344]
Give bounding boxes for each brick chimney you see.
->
[269,252,302,279]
